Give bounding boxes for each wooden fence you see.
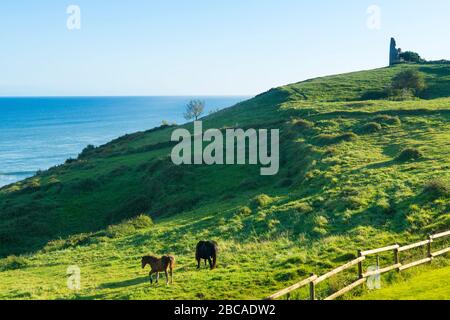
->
[265,230,450,300]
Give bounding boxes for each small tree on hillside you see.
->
[390,69,426,99]
[184,100,205,121]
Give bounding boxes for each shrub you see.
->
[391,69,426,95]
[65,158,77,164]
[314,215,329,227]
[43,233,93,252]
[79,144,96,158]
[312,227,328,237]
[0,255,30,271]
[105,214,154,238]
[251,194,275,208]
[237,206,253,216]
[358,122,382,134]
[293,202,313,214]
[396,148,424,162]
[106,223,136,238]
[375,198,394,215]
[424,179,450,199]
[22,179,41,193]
[399,51,425,63]
[129,214,154,229]
[42,239,68,252]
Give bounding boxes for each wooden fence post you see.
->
[394,244,400,272]
[357,250,363,279]
[427,235,433,262]
[309,273,316,301]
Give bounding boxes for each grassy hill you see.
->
[0,64,449,300]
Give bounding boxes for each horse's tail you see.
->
[169,256,175,284]
[212,253,217,269]
[169,256,175,269]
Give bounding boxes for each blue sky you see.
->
[1,0,450,96]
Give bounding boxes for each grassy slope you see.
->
[0,64,449,300]
[361,265,450,300]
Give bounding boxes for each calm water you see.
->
[0,96,248,187]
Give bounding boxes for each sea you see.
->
[0,96,248,187]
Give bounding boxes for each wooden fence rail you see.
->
[265,230,450,300]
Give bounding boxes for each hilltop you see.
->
[0,64,449,299]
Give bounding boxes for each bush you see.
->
[129,214,154,229]
[314,215,329,227]
[399,51,425,63]
[65,158,77,164]
[79,144,96,158]
[293,202,313,214]
[391,69,426,95]
[42,233,94,252]
[0,255,30,271]
[106,223,136,238]
[251,194,275,208]
[358,122,382,134]
[396,148,424,162]
[312,227,328,237]
[105,214,154,238]
[237,206,253,216]
[424,179,450,199]
[42,239,68,252]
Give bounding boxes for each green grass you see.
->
[361,265,450,300]
[0,63,449,300]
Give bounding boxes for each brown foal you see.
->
[141,255,175,285]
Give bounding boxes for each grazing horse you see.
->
[196,240,218,270]
[141,255,175,285]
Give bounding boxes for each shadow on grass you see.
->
[364,157,428,171]
[99,276,149,289]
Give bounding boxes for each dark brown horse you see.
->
[196,241,218,270]
[141,255,175,285]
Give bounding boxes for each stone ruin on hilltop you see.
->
[389,37,403,66]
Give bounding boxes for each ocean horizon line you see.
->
[0,94,253,99]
